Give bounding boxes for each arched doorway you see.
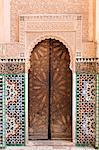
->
[28,39,72,141]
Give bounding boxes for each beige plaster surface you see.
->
[96,0,99,57]
[0,0,10,42]
[0,0,4,42]
[0,0,97,59]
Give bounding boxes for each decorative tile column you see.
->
[0,59,25,146]
[76,58,96,147]
[0,75,5,148]
[96,60,99,149]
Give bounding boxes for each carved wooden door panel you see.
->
[28,40,50,139]
[29,39,72,140]
[50,39,72,140]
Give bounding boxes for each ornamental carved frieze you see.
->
[0,62,25,74]
[96,60,99,73]
[76,58,96,73]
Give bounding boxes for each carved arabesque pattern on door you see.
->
[28,39,72,140]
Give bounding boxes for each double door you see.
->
[29,39,72,140]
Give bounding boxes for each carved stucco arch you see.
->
[26,34,75,72]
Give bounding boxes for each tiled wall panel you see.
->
[5,74,25,145]
[76,73,96,147]
[96,74,99,149]
[0,75,5,147]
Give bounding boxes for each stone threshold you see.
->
[27,140,74,146]
[3,146,95,150]
[0,141,95,150]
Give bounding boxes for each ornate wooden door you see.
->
[50,39,72,140]
[29,39,72,140]
[28,40,50,139]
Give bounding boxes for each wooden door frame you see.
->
[25,38,76,145]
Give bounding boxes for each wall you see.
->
[0,0,10,43]
[10,0,89,42]
[0,0,4,42]
[0,0,96,58]
[0,0,98,148]
[96,0,99,57]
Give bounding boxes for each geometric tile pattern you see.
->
[96,74,99,149]
[5,74,25,145]
[0,75,5,148]
[76,73,96,147]
[0,63,25,74]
